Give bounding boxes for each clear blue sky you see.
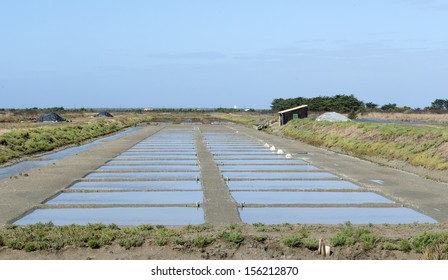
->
[1,0,447,109]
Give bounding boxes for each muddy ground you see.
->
[1,224,447,260]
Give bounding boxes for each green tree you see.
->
[430,99,448,110]
[365,102,378,109]
[381,103,397,111]
[270,94,364,113]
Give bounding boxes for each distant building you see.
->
[278,105,308,126]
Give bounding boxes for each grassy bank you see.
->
[275,119,448,171]
[210,112,276,126]
[0,120,125,164]
[1,223,447,259]
[358,112,448,123]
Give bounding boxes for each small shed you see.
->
[95,111,114,118]
[36,112,67,123]
[278,105,308,126]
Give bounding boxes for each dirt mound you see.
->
[36,112,67,123]
[95,111,114,118]
[316,112,350,122]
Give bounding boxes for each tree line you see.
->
[271,95,448,113]
[271,95,364,113]
[429,99,448,110]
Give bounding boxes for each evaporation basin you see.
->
[14,207,204,226]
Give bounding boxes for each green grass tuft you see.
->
[251,234,268,243]
[412,232,448,254]
[118,237,144,250]
[303,239,319,251]
[87,239,100,249]
[283,231,309,248]
[182,224,210,233]
[156,237,167,246]
[173,237,186,246]
[137,224,153,231]
[399,239,412,253]
[24,242,38,252]
[330,226,380,251]
[193,235,213,248]
[8,240,24,250]
[219,230,245,244]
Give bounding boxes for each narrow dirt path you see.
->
[195,127,241,225]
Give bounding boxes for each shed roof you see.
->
[278,105,308,114]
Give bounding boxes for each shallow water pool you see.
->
[223,171,338,180]
[85,172,200,180]
[227,180,360,190]
[47,191,203,205]
[216,159,308,165]
[70,180,202,191]
[14,207,204,226]
[212,152,274,156]
[97,165,200,172]
[231,191,394,204]
[214,155,288,160]
[219,165,319,171]
[115,154,198,159]
[122,149,197,153]
[239,207,437,224]
[106,160,198,165]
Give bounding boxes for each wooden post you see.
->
[324,245,331,257]
[318,239,323,254]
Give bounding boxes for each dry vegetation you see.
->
[358,111,448,123]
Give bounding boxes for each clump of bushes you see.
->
[411,231,448,258]
[182,224,210,233]
[283,231,318,250]
[219,230,245,244]
[384,232,448,258]
[0,223,132,251]
[330,226,380,251]
[118,238,144,250]
[251,234,268,243]
[193,235,213,248]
